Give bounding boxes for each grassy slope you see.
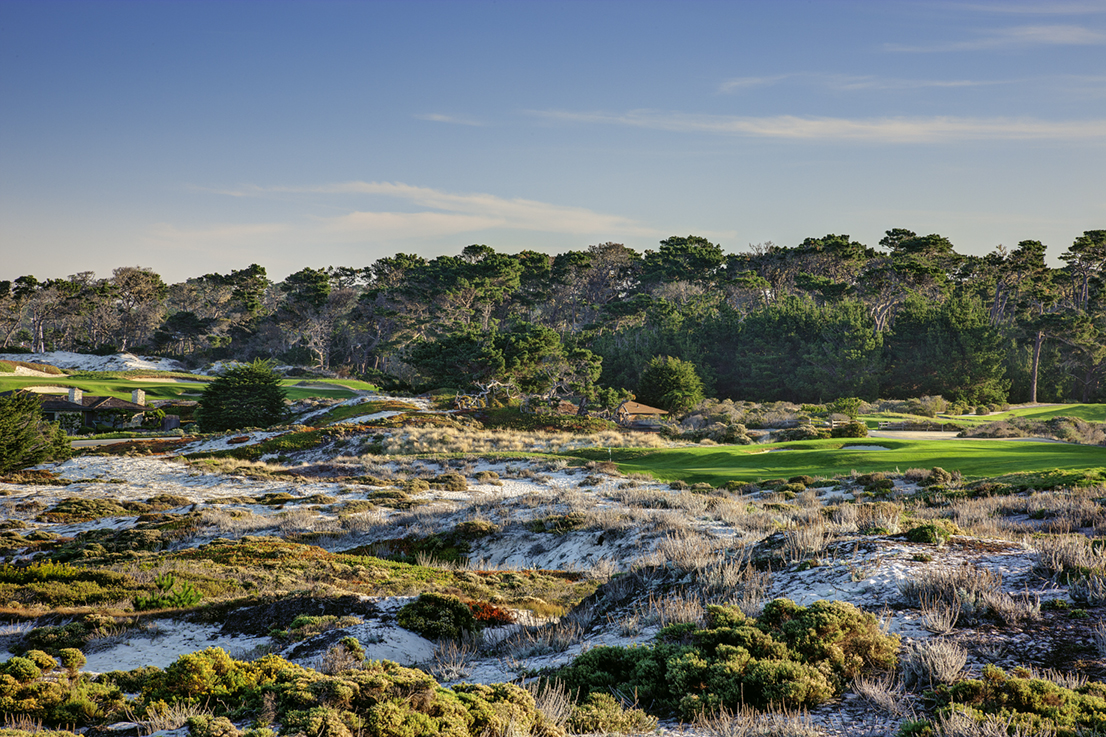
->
[569,437,1106,485]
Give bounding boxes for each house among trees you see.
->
[15,387,149,434]
[615,400,668,428]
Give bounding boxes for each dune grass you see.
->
[567,437,1106,486]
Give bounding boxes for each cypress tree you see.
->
[0,391,72,474]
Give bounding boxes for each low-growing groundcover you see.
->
[551,598,899,718]
[0,645,565,737]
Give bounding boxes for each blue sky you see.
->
[2,0,1104,282]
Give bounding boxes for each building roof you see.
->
[34,393,147,413]
[618,400,668,416]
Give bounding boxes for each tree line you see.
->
[4,229,1106,406]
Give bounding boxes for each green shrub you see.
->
[3,656,41,683]
[0,654,126,724]
[133,572,203,610]
[554,598,898,718]
[57,648,85,674]
[2,645,558,737]
[23,650,57,672]
[934,665,1106,736]
[432,472,468,491]
[187,715,241,737]
[928,467,954,486]
[906,523,950,545]
[281,708,358,737]
[635,356,705,413]
[454,519,498,539]
[830,421,868,438]
[397,593,479,641]
[567,692,657,734]
[22,614,120,655]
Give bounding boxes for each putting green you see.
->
[570,437,1106,485]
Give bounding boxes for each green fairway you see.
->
[0,375,377,402]
[282,378,378,400]
[569,437,1106,485]
[948,404,1106,425]
[0,375,210,401]
[859,404,1106,429]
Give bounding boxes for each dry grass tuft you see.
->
[377,427,675,455]
[852,672,909,716]
[1035,535,1106,578]
[933,710,1054,737]
[130,702,214,735]
[900,563,1001,610]
[642,591,705,628]
[693,705,824,737]
[783,520,831,563]
[524,679,575,732]
[920,592,961,635]
[1070,573,1106,605]
[901,638,967,687]
[1093,622,1106,659]
[657,531,722,575]
[430,636,480,681]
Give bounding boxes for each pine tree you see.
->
[195,360,288,432]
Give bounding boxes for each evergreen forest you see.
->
[4,228,1106,405]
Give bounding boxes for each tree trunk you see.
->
[1030,329,1044,404]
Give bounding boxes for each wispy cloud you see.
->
[946,2,1106,15]
[719,72,1002,93]
[886,24,1106,51]
[212,181,659,238]
[718,74,793,91]
[321,211,502,239]
[414,113,485,126]
[531,109,1106,142]
[146,221,290,243]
